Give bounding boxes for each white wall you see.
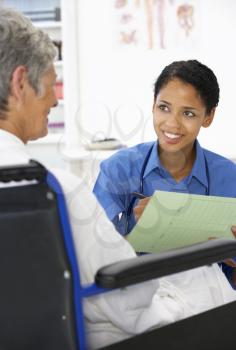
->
[71,0,236,159]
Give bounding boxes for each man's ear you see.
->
[202,107,216,128]
[10,66,28,101]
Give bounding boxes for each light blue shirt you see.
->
[93,140,236,286]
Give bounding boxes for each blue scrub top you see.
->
[93,139,236,286]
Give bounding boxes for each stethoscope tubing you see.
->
[125,142,210,234]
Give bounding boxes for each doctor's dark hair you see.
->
[0,7,57,116]
[154,60,219,115]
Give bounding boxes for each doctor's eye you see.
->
[183,110,196,118]
[158,104,169,112]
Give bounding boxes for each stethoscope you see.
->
[124,142,210,235]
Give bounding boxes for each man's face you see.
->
[22,65,58,141]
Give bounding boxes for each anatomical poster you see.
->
[114,0,201,50]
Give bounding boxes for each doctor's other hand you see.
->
[231,225,236,238]
[221,225,236,268]
[133,197,151,222]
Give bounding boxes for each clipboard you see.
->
[127,190,236,253]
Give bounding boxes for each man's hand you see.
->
[133,197,151,222]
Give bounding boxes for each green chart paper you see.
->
[127,191,236,253]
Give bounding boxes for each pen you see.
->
[131,192,147,199]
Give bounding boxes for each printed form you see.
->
[127,191,236,253]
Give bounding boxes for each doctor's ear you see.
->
[152,99,156,113]
[202,108,216,128]
[10,66,28,101]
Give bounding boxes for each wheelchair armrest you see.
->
[95,238,236,288]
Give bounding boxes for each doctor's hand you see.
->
[133,197,151,222]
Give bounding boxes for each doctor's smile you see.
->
[162,131,183,144]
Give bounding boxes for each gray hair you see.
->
[0,6,57,115]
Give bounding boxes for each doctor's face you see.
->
[153,78,215,155]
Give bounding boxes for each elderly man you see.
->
[0,6,235,350]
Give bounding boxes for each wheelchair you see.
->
[0,160,235,350]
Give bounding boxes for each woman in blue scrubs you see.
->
[93,60,236,285]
